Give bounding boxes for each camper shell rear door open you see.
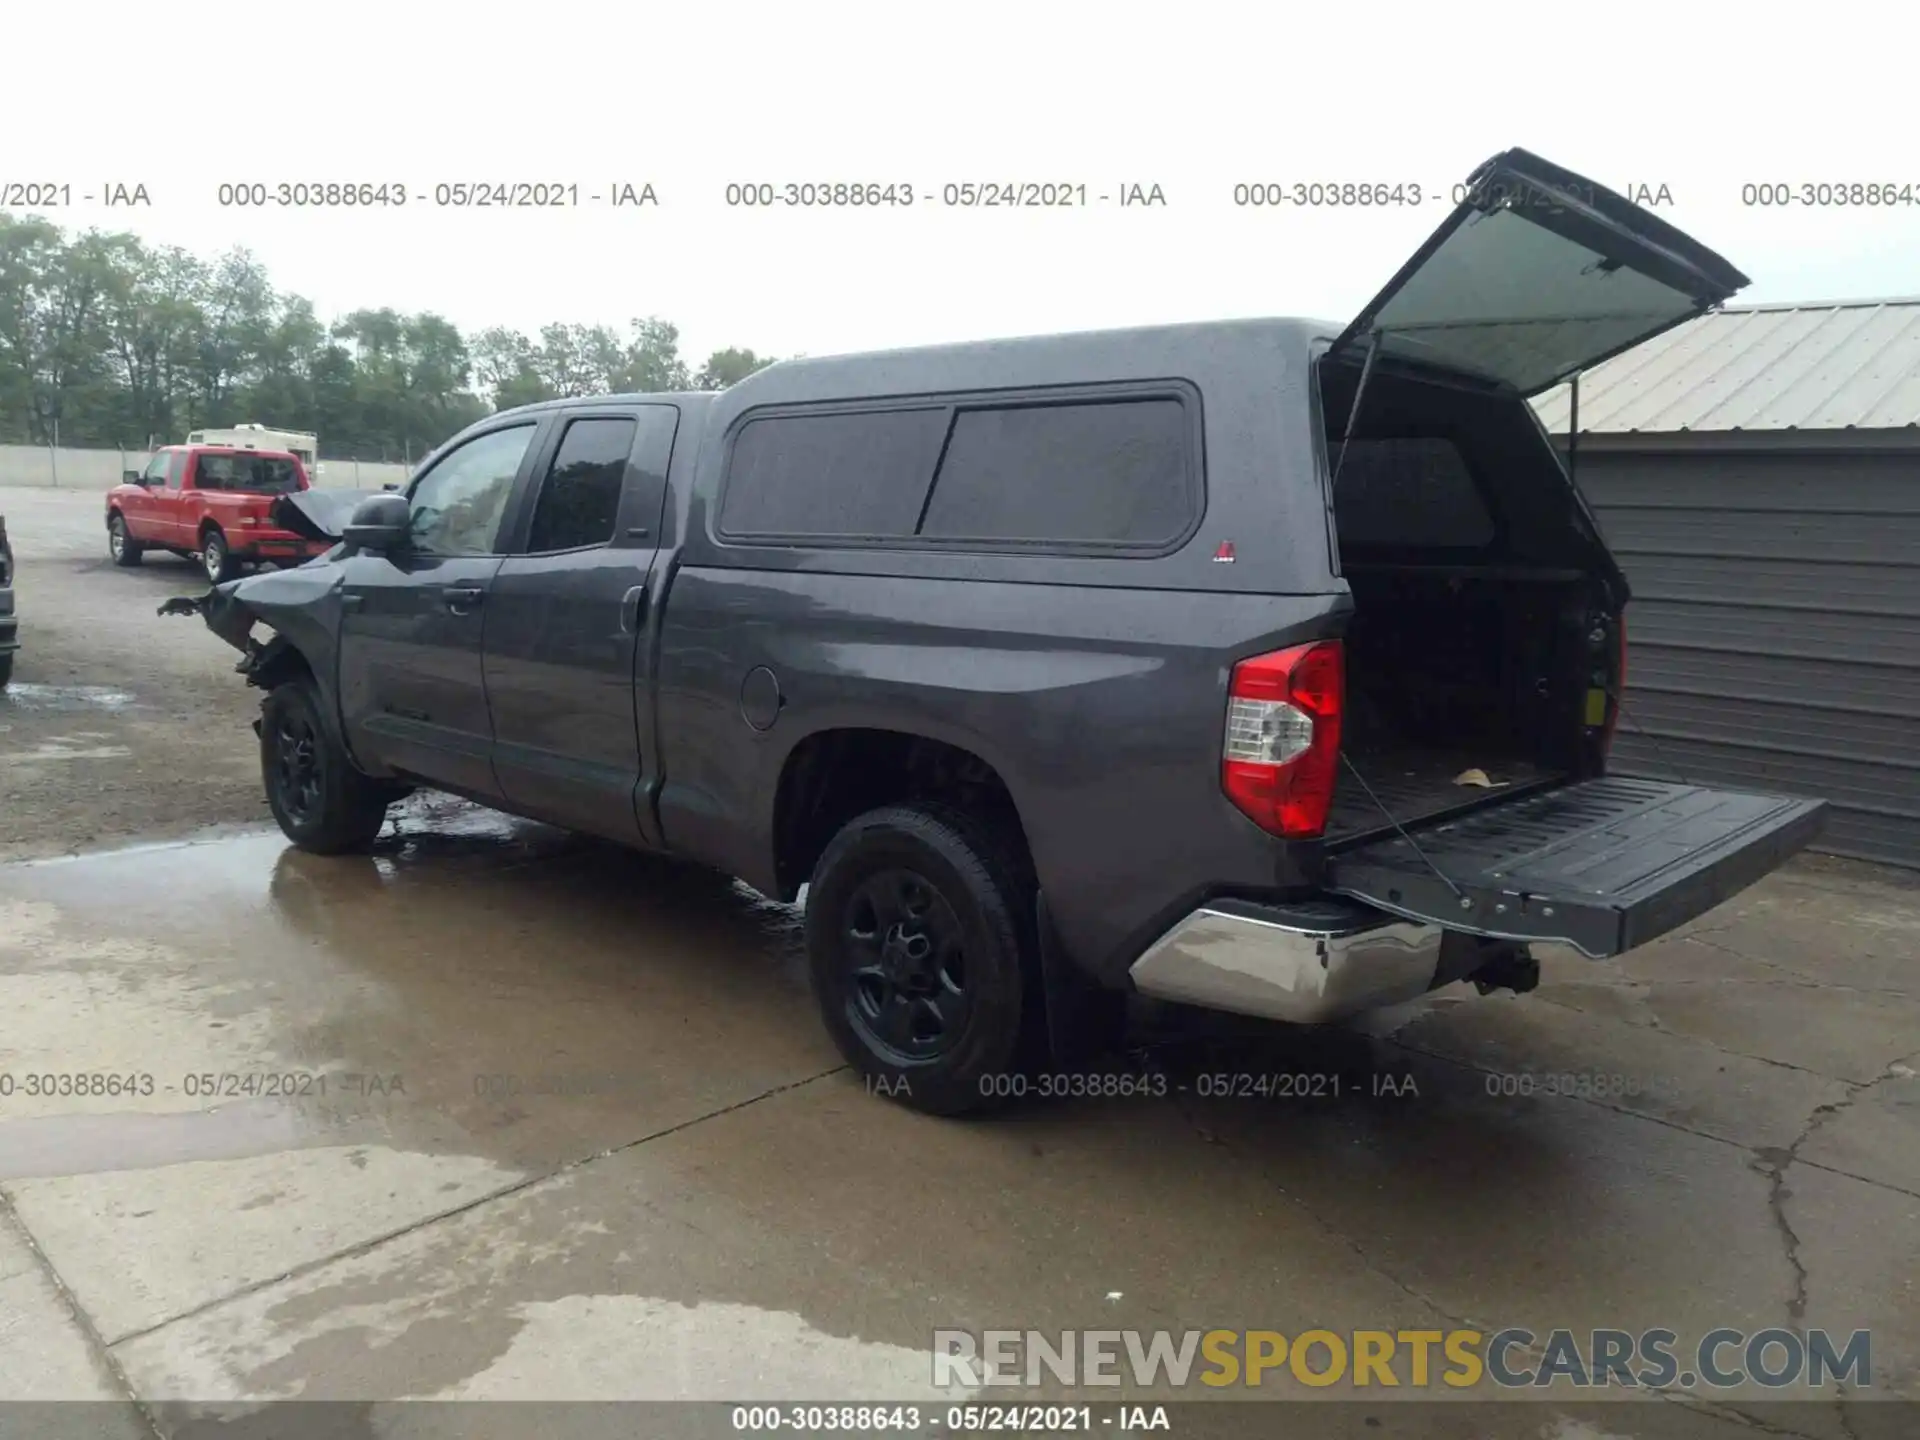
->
[1324,147,1751,396]
[1317,148,1825,959]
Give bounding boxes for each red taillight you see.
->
[1221,640,1345,838]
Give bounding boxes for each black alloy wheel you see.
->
[270,705,324,827]
[259,679,393,853]
[841,867,974,1063]
[804,804,1035,1116]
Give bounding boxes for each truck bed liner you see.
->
[1327,746,1566,843]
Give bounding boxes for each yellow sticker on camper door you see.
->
[1585,689,1609,726]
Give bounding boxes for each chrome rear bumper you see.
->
[1127,899,1444,1024]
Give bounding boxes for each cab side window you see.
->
[525,417,637,553]
[167,452,188,488]
[406,425,537,557]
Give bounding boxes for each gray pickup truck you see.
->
[171,149,1825,1114]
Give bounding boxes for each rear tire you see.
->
[0,653,12,689]
[260,679,391,854]
[108,513,143,566]
[200,527,240,583]
[805,803,1034,1117]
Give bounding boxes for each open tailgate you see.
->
[1324,777,1825,959]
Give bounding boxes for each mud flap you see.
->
[1324,776,1826,959]
[1035,891,1128,1071]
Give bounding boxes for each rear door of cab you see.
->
[1320,150,1825,959]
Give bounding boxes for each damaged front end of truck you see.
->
[158,560,350,701]
[157,482,382,688]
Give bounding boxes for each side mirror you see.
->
[123,470,144,485]
[381,482,400,492]
[341,493,412,554]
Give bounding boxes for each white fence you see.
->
[0,444,412,492]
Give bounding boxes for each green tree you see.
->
[532,321,624,397]
[308,341,361,452]
[695,346,776,389]
[331,308,485,459]
[472,325,552,412]
[190,248,277,426]
[40,230,132,444]
[235,294,326,442]
[0,214,770,454]
[614,316,692,393]
[104,240,207,446]
[0,218,123,444]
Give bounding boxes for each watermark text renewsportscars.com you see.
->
[933,1327,1872,1391]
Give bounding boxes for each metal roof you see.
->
[1531,297,1920,434]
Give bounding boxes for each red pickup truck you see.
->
[106,445,334,582]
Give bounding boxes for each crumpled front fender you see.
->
[158,579,257,653]
[158,554,371,770]
[158,558,348,684]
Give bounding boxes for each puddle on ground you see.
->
[0,1102,306,1182]
[0,684,139,712]
[421,1294,981,1401]
[0,733,134,763]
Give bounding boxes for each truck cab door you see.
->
[127,451,171,541]
[157,449,193,545]
[481,405,679,846]
[337,420,546,798]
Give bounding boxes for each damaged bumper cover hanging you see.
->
[158,584,257,654]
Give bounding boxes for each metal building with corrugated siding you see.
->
[1531,297,1920,869]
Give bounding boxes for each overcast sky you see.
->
[11,0,1919,366]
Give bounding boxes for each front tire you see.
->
[201,527,240,583]
[260,680,392,853]
[108,513,143,566]
[805,804,1034,1117]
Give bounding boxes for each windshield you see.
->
[195,454,303,494]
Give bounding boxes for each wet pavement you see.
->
[0,797,1915,1438]
[0,488,278,861]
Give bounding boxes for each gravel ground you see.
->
[0,487,270,859]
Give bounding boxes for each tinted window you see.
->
[1330,438,1495,548]
[407,425,536,556]
[720,409,946,538]
[918,399,1191,546]
[1350,202,1712,396]
[526,418,635,552]
[194,454,302,494]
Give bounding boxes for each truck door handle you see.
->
[442,585,486,613]
[620,585,648,634]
